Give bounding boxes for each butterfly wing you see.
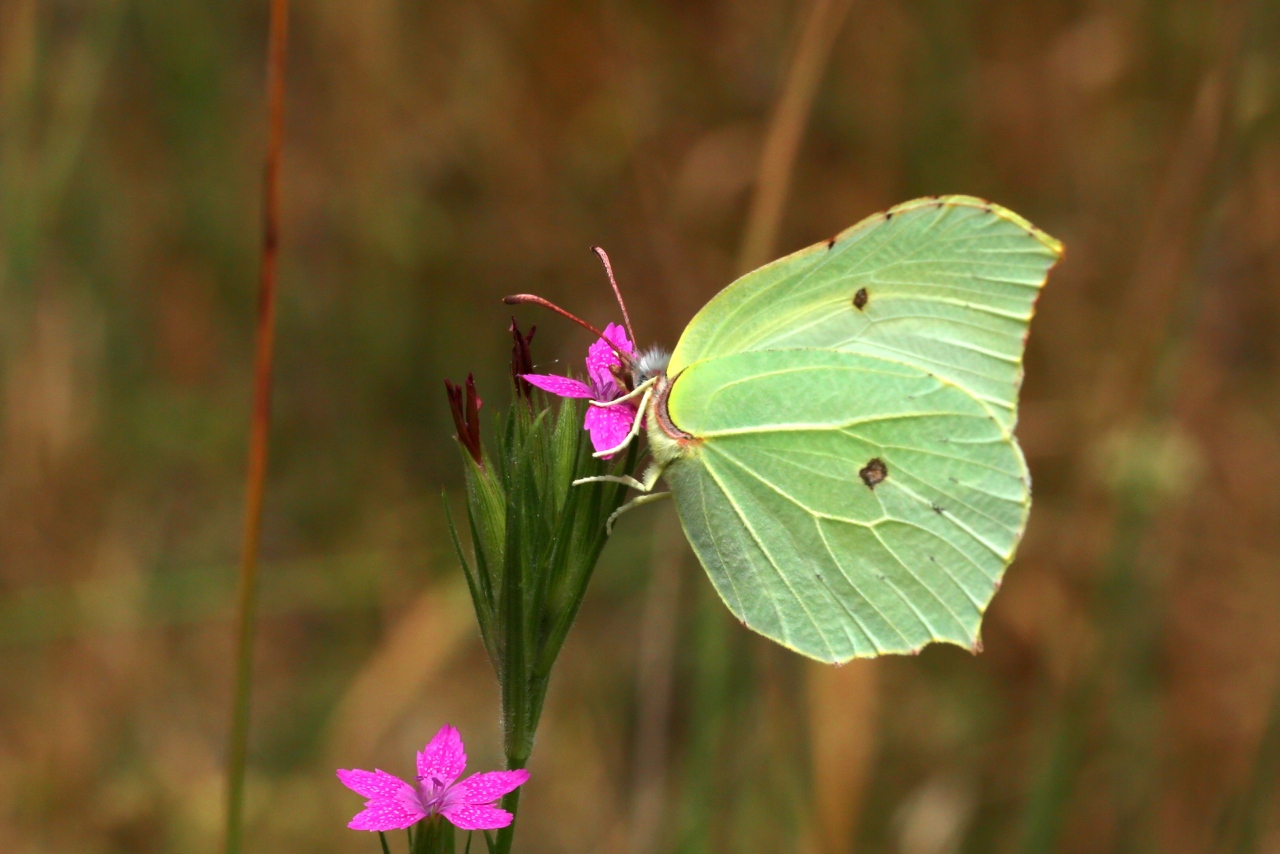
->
[668,196,1063,431]
[661,197,1061,662]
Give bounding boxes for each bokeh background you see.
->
[3,0,1279,851]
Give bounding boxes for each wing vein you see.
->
[700,455,841,659]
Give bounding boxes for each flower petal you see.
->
[441,803,516,831]
[451,770,530,806]
[604,322,637,357]
[584,402,637,457]
[337,769,414,801]
[417,724,467,785]
[337,769,425,831]
[347,800,426,832]
[586,323,635,393]
[523,374,593,399]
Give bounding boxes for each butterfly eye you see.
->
[853,288,869,310]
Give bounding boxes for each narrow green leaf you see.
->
[444,492,496,663]
[549,397,580,513]
[536,441,638,674]
[499,461,529,762]
[464,455,506,583]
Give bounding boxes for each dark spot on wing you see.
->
[859,458,888,488]
[931,503,944,514]
[853,287,868,310]
[885,210,894,220]
[826,236,837,250]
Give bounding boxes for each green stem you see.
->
[459,404,637,854]
[410,817,455,854]
[493,485,527,854]
[492,786,523,854]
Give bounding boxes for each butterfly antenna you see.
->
[503,293,634,366]
[591,246,636,346]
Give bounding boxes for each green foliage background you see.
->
[1,1,1279,852]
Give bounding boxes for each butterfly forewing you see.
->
[667,196,1062,431]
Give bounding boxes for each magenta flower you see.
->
[337,725,529,832]
[523,322,637,457]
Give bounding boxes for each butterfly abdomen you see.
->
[646,373,699,466]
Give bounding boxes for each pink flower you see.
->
[337,725,529,832]
[523,322,637,457]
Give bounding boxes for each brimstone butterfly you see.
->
[510,195,1062,663]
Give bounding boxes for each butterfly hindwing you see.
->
[664,349,1027,662]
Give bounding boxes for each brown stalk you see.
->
[736,0,857,275]
[1016,5,1254,848]
[627,511,686,854]
[736,3,878,852]
[629,1,862,850]
[1093,0,1250,425]
[223,0,290,851]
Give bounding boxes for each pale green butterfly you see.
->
[510,196,1063,663]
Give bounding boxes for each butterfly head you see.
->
[632,345,670,386]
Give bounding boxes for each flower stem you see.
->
[449,394,638,854]
[222,0,289,851]
[410,816,455,854]
[492,786,522,854]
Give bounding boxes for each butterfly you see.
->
[510,196,1062,664]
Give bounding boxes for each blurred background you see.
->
[2,0,1279,851]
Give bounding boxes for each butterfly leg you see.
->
[590,376,657,408]
[605,490,671,535]
[572,458,666,492]
[572,473,648,490]
[591,386,652,458]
